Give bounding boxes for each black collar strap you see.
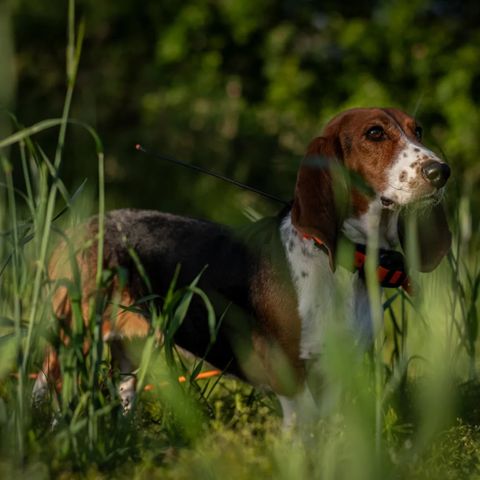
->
[353,244,411,293]
[302,233,411,293]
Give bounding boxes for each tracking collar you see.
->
[302,233,411,293]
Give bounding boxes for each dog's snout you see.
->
[421,161,451,188]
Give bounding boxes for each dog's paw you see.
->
[31,373,50,410]
[119,375,136,414]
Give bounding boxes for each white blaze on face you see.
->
[382,137,443,205]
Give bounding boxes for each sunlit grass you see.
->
[0,2,480,480]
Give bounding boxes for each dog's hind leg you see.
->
[32,345,61,408]
[108,337,138,413]
[32,279,70,408]
[104,290,151,414]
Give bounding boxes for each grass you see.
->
[1,2,480,479]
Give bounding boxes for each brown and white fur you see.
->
[33,108,451,426]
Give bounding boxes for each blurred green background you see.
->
[1,0,480,223]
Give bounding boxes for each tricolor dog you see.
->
[33,108,451,425]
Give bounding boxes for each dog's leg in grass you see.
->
[32,346,60,408]
[118,374,136,413]
[109,338,137,413]
[278,386,317,429]
[32,373,49,407]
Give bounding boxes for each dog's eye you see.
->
[414,126,423,141]
[366,126,385,141]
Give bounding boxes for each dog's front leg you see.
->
[118,374,137,413]
[277,385,317,429]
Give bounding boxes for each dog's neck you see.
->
[279,212,374,360]
[342,197,400,249]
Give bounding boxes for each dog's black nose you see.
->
[421,161,451,188]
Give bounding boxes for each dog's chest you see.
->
[280,216,372,359]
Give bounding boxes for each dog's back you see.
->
[39,208,302,403]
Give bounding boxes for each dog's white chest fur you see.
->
[280,215,372,359]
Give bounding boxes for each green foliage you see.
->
[5,0,480,222]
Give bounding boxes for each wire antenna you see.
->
[135,144,289,206]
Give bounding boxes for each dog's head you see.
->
[291,107,451,271]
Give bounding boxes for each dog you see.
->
[33,107,451,425]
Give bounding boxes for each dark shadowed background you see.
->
[1,0,480,224]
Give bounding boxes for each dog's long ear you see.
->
[398,203,452,272]
[291,134,347,270]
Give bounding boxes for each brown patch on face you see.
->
[399,171,407,182]
[343,134,352,154]
[342,113,400,190]
[410,161,419,168]
[381,108,422,141]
